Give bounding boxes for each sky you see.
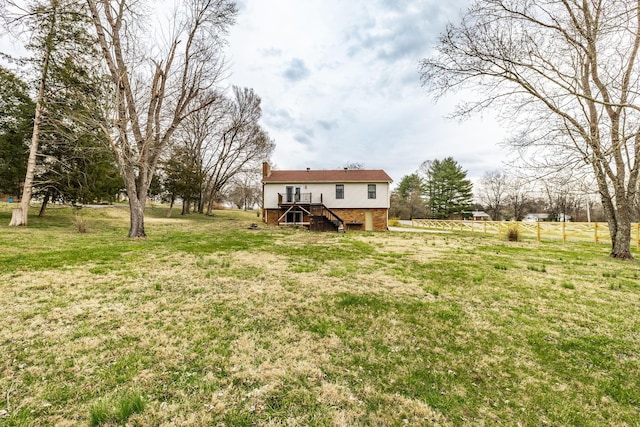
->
[224,0,508,185]
[0,0,509,187]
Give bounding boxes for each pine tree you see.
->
[35,35,123,212]
[393,173,427,220]
[423,157,473,219]
[0,67,33,198]
[4,0,108,224]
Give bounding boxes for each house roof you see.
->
[263,169,393,183]
[472,211,490,217]
[526,213,550,219]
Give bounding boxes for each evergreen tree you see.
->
[391,173,427,219]
[161,145,203,215]
[35,42,123,211]
[0,67,33,197]
[423,157,473,219]
[2,0,115,225]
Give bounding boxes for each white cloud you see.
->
[226,0,508,185]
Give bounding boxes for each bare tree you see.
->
[159,86,272,216]
[227,169,261,210]
[175,90,225,213]
[87,0,236,237]
[200,87,274,215]
[477,170,508,220]
[505,177,532,221]
[421,0,640,259]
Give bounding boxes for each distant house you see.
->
[471,211,491,221]
[261,163,393,231]
[523,213,551,222]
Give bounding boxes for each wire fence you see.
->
[410,219,640,249]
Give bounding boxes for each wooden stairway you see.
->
[309,204,345,232]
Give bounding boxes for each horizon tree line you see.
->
[391,160,609,223]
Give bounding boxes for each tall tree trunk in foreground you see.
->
[9,19,53,226]
[87,0,237,237]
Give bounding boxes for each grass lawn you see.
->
[0,204,639,426]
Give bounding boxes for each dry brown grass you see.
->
[0,207,639,425]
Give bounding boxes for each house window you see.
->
[286,211,302,223]
[368,184,376,199]
[336,184,344,199]
[285,186,301,203]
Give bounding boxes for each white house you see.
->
[261,163,393,231]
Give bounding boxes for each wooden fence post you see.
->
[537,222,541,242]
[562,221,566,244]
[594,222,599,245]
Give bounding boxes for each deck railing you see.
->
[278,192,312,204]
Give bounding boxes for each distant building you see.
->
[556,213,572,222]
[523,213,551,222]
[471,211,491,221]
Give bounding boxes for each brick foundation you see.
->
[263,207,388,231]
[330,208,388,231]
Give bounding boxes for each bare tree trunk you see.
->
[611,221,632,258]
[128,197,146,238]
[9,208,24,227]
[166,194,175,218]
[610,191,633,259]
[38,192,51,217]
[181,199,192,215]
[206,197,214,216]
[197,189,205,214]
[122,173,147,238]
[10,41,51,226]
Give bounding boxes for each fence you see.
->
[410,219,640,249]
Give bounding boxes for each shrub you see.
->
[506,225,520,242]
[388,217,400,227]
[74,214,88,233]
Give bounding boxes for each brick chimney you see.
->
[262,162,272,178]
